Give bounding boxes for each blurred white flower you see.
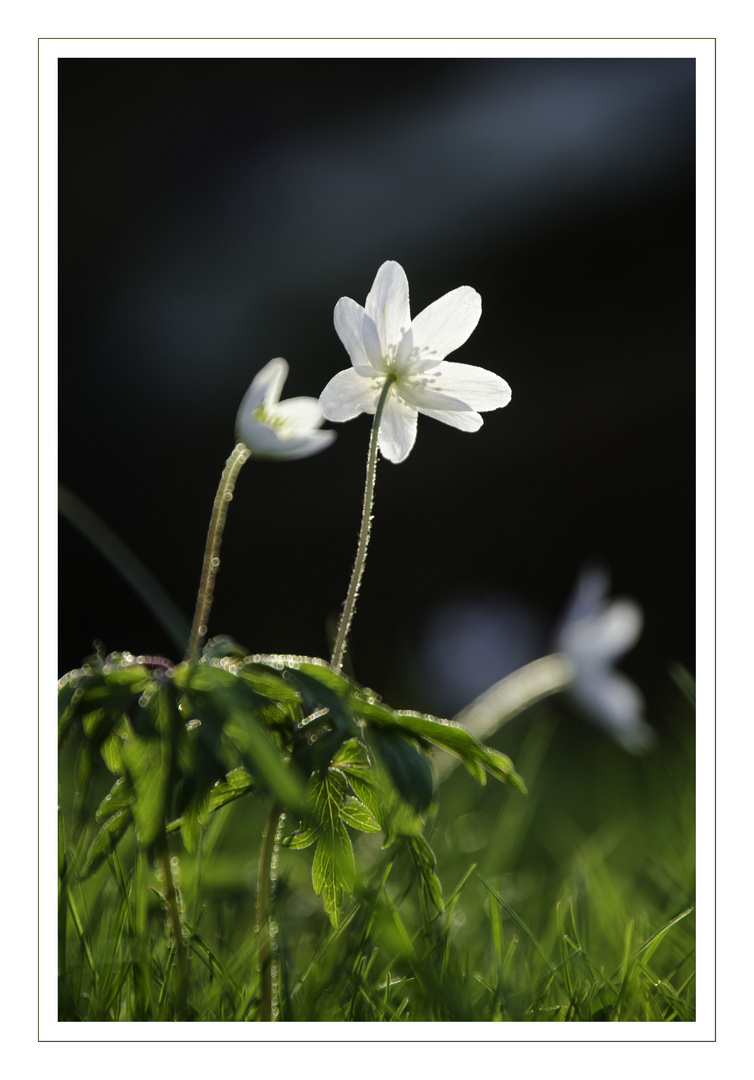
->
[319,260,511,463]
[554,567,654,753]
[236,357,336,460]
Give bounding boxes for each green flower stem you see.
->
[186,442,251,664]
[330,374,397,673]
[155,827,189,1021]
[257,804,283,1022]
[435,653,577,781]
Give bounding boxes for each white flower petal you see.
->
[238,357,289,417]
[236,359,335,460]
[573,670,653,753]
[274,396,326,430]
[587,601,643,660]
[238,420,335,460]
[319,367,382,421]
[273,430,337,460]
[559,566,611,626]
[361,313,386,369]
[378,392,418,463]
[236,420,282,455]
[413,404,484,432]
[399,379,476,415]
[333,297,374,374]
[394,373,485,431]
[411,286,482,361]
[365,261,411,354]
[423,362,512,412]
[559,600,643,664]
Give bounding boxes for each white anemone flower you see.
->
[555,567,654,753]
[319,260,511,463]
[236,357,336,460]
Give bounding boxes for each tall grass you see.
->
[58,692,695,1023]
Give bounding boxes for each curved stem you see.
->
[186,443,251,664]
[435,653,576,780]
[330,375,396,672]
[257,804,283,1022]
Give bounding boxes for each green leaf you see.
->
[166,767,256,836]
[307,768,347,830]
[119,683,178,845]
[334,739,425,841]
[201,636,249,662]
[178,786,211,854]
[368,727,436,812]
[355,698,526,793]
[207,767,255,813]
[333,742,385,827]
[283,667,356,734]
[311,821,355,928]
[181,662,304,809]
[238,663,301,712]
[282,824,320,850]
[340,796,381,833]
[95,776,134,822]
[407,834,444,912]
[80,808,134,880]
[121,735,168,846]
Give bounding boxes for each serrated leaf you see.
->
[282,824,320,849]
[335,740,424,841]
[311,821,355,927]
[166,767,256,836]
[207,767,255,812]
[340,796,381,833]
[355,698,525,793]
[307,769,347,831]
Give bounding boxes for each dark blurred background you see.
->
[58,57,696,737]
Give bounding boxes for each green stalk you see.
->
[257,804,283,1021]
[186,442,251,664]
[155,827,189,1021]
[330,374,397,672]
[435,653,576,780]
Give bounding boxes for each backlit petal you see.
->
[365,261,411,354]
[238,357,289,417]
[573,670,653,752]
[413,404,483,432]
[334,296,374,374]
[378,391,418,463]
[319,367,382,421]
[410,286,482,361]
[274,396,327,431]
[274,430,337,460]
[423,362,511,411]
